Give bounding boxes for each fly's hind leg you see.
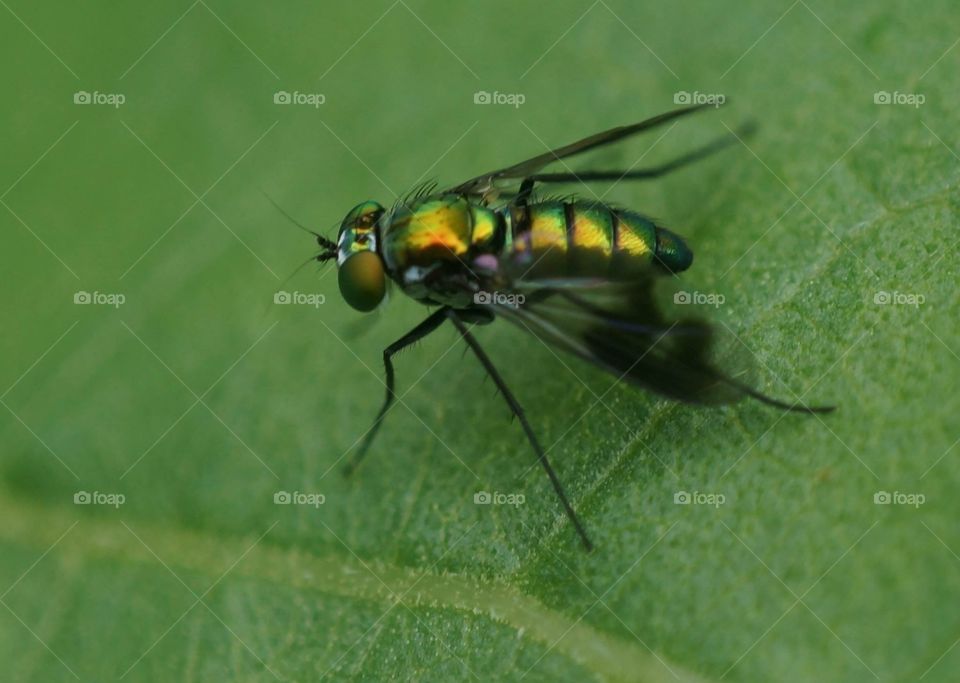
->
[527,121,756,184]
[514,177,536,207]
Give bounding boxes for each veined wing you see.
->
[446,103,720,197]
[480,277,832,412]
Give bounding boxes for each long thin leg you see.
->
[722,376,836,414]
[514,177,535,207]
[343,307,450,476]
[446,310,594,551]
[450,102,720,196]
[527,122,756,184]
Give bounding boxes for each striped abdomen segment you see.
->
[505,200,692,279]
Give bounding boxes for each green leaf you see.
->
[1,1,957,681]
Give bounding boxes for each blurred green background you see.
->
[1,1,958,681]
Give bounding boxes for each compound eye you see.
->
[338,251,386,312]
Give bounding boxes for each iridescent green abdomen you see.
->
[504,200,692,279]
[380,195,690,301]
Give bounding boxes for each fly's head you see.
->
[324,200,387,312]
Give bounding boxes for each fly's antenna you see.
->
[262,190,321,238]
[313,234,338,263]
[262,190,338,262]
[317,238,338,262]
[277,254,324,293]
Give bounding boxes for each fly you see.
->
[302,102,833,551]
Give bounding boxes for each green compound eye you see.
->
[338,251,386,312]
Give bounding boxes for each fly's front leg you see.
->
[446,309,594,551]
[343,307,449,476]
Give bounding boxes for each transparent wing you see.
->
[480,278,832,412]
[446,103,718,197]
[492,280,739,404]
